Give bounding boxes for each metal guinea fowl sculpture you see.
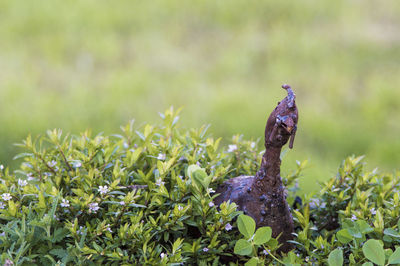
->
[214,84,298,253]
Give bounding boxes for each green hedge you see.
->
[0,108,399,265]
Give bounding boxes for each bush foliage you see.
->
[0,108,399,265]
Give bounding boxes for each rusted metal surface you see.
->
[215,84,298,253]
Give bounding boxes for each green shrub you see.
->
[291,155,400,265]
[1,108,400,265]
[0,108,285,265]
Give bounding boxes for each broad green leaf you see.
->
[384,228,400,238]
[336,229,352,244]
[234,239,252,256]
[361,263,373,266]
[253,227,272,245]
[347,227,362,238]
[362,239,385,266]
[245,257,258,266]
[388,247,400,264]
[328,248,343,266]
[237,215,256,239]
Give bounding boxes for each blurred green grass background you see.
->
[1,0,399,193]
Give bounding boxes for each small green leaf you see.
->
[8,201,17,216]
[386,248,394,261]
[373,210,384,231]
[187,164,210,190]
[234,239,253,256]
[356,220,373,234]
[388,247,400,264]
[328,248,343,266]
[336,229,352,244]
[266,238,279,250]
[172,238,184,254]
[38,192,46,209]
[49,248,68,259]
[13,152,34,160]
[362,239,385,266]
[237,215,256,239]
[245,257,259,266]
[253,227,272,245]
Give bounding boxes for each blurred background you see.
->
[0,0,399,193]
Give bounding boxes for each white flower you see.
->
[225,223,233,231]
[88,202,100,213]
[98,185,109,195]
[351,214,357,221]
[250,142,256,149]
[72,161,82,168]
[263,249,269,255]
[119,201,125,206]
[77,226,84,235]
[371,208,376,215]
[18,179,28,187]
[177,205,183,211]
[160,253,166,259]
[26,173,35,181]
[208,202,215,207]
[106,224,112,233]
[0,202,5,209]
[0,165,3,170]
[60,199,70,208]
[157,153,166,160]
[2,193,12,201]
[203,248,209,252]
[48,160,57,167]
[207,188,215,194]
[155,178,165,187]
[228,144,237,152]
[309,198,320,209]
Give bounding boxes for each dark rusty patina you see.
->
[214,84,298,253]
